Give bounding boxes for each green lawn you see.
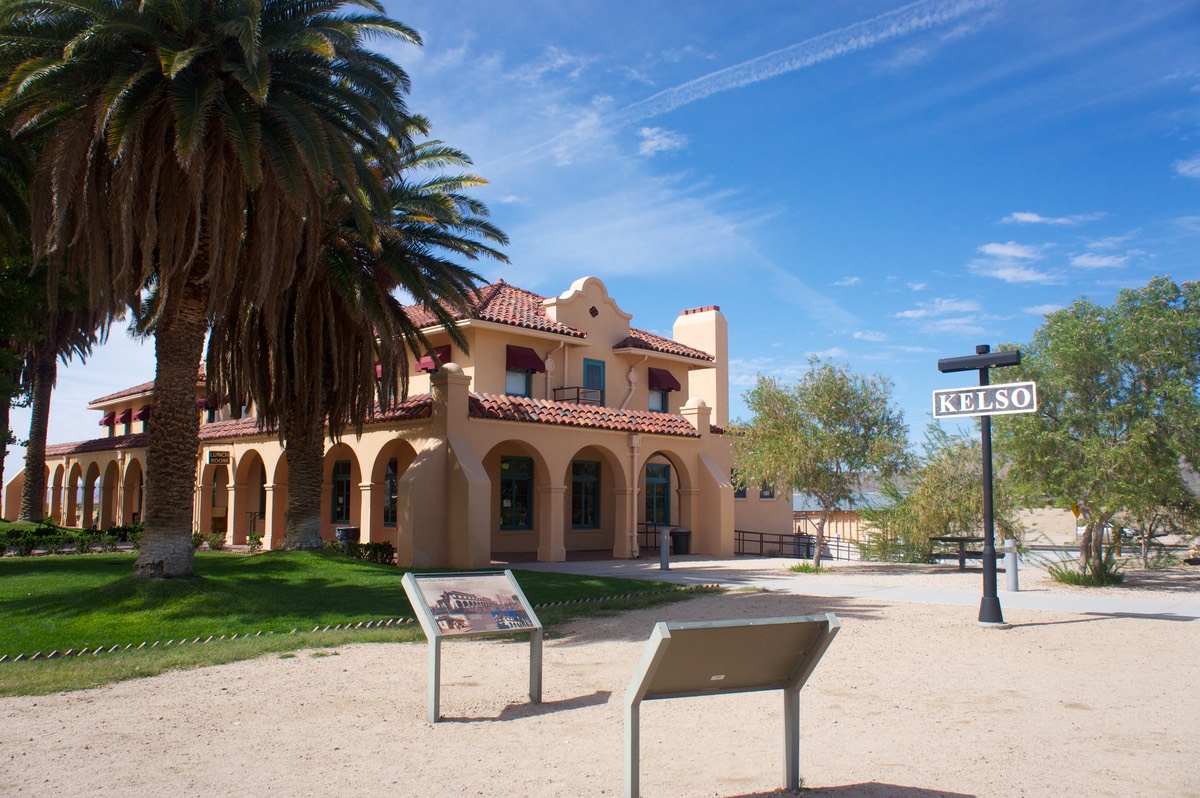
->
[0,550,707,696]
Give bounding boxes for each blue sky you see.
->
[4,0,1199,483]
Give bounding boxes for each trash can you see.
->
[335,526,360,554]
[670,527,691,555]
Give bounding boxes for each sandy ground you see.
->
[1,561,1197,798]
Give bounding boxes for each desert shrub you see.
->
[206,532,227,551]
[1047,551,1124,587]
[247,532,263,554]
[788,562,826,574]
[191,531,205,550]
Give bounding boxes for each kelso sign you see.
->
[931,381,1037,419]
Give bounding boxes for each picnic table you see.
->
[929,535,988,571]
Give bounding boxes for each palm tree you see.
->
[17,270,108,522]
[0,0,419,576]
[206,121,508,549]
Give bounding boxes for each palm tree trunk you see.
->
[0,398,10,515]
[283,416,326,550]
[18,345,56,522]
[134,281,208,578]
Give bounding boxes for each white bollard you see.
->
[1004,539,1019,592]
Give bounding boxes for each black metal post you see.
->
[976,345,1004,625]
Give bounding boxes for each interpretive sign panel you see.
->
[624,614,840,798]
[932,380,1037,419]
[406,571,535,636]
[401,570,542,722]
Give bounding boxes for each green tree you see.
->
[860,422,1022,562]
[205,121,507,549]
[0,0,419,576]
[732,359,909,567]
[17,266,108,522]
[996,277,1200,580]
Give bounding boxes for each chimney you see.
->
[672,305,728,427]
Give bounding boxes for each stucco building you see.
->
[4,276,791,567]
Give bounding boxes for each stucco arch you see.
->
[49,464,65,524]
[121,458,144,525]
[231,450,268,545]
[65,462,83,527]
[483,439,552,561]
[82,462,101,529]
[367,439,419,545]
[639,447,694,541]
[558,442,628,557]
[321,442,362,542]
[199,462,231,539]
[100,461,120,529]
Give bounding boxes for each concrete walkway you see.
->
[511,555,1200,621]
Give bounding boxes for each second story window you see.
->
[759,481,776,500]
[506,369,532,397]
[647,367,680,413]
[649,389,669,413]
[583,359,605,405]
[506,345,546,398]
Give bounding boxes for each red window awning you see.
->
[99,411,115,426]
[648,367,682,392]
[116,408,133,424]
[196,395,219,410]
[416,345,453,373]
[506,345,546,374]
[134,405,151,421]
[374,361,383,380]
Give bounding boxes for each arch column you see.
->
[612,487,634,558]
[536,483,567,562]
[265,484,285,550]
[358,482,376,544]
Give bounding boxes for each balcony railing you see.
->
[553,386,603,405]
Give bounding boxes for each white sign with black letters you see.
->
[932,380,1038,419]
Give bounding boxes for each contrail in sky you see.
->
[494,0,998,168]
[611,0,998,127]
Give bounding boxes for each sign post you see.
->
[401,570,542,722]
[935,345,1033,626]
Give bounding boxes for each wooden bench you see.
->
[930,549,1003,570]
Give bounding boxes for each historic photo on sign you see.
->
[411,573,534,636]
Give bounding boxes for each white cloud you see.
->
[978,241,1043,260]
[969,260,1059,284]
[1001,211,1104,225]
[908,281,928,291]
[895,297,981,319]
[1023,303,1064,315]
[807,347,849,360]
[513,46,593,83]
[853,330,888,342]
[1175,155,1200,179]
[834,276,862,286]
[1071,252,1127,269]
[637,127,688,156]
[921,316,985,336]
[1087,232,1136,250]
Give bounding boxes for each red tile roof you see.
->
[405,280,715,362]
[45,433,150,457]
[88,381,155,406]
[469,393,707,438]
[406,280,585,339]
[614,328,715,362]
[197,395,434,442]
